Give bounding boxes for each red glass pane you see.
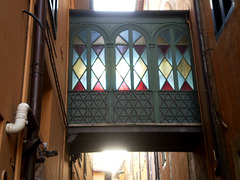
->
[161,81,173,90]
[136,81,148,90]
[93,82,104,91]
[181,81,192,90]
[176,45,188,55]
[74,82,85,91]
[74,45,86,56]
[134,45,145,56]
[158,45,170,55]
[119,81,130,90]
[116,45,128,55]
[92,45,104,55]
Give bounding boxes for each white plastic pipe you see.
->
[5,103,30,134]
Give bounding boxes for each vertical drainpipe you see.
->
[24,0,46,179]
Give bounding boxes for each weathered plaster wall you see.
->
[197,0,240,179]
[0,0,70,179]
[0,0,29,179]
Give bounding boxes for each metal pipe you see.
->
[23,0,46,179]
[5,103,30,133]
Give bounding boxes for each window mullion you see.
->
[129,29,134,90]
[171,28,179,90]
[87,29,91,90]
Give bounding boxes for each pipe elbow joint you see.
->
[5,103,30,134]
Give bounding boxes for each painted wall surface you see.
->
[0,0,29,179]
[0,0,70,179]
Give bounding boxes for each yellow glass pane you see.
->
[177,36,188,45]
[73,36,85,45]
[93,36,105,45]
[135,36,146,45]
[159,58,172,78]
[177,58,191,78]
[115,36,127,45]
[157,36,169,45]
[92,58,105,78]
[73,58,86,79]
[134,58,147,78]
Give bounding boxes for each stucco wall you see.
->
[0,0,70,179]
[0,0,29,179]
[197,0,240,179]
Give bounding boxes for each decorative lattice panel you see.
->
[68,91,201,124]
[159,91,201,123]
[112,91,154,123]
[68,91,109,124]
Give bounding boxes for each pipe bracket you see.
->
[22,9,43,29]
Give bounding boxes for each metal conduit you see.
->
[23,0,46,179]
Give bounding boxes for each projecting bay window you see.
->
[68,13,201,124]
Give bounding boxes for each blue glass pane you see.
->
[124,49,130,65]
[167,71,174,89]
[99,48,105,65]
[91,49,97,65]
[177,71,184,90]
[161,30,171,43]
[115,47,122,64]
[99,71,106,89]
[125,72,131,89]
[91,30,100,43]
[77,30,87,43]
[133,49,139,65]
[91,71,98,90]
[176,49,182,65]
[116,72,123,89]
[141,49,147,65]
[132,30,141,43]
[142,72,149,89]
[73,49,79,65]
[120,30,129,43]
[81,71,87,90]
[134,71,140,89]
[72,71,79,90]
[186,71,194,89]
[81,49,87,65]
[159,71,166,89]
[165,49,172,65]
[174,30,183,43]
[158,51,164,65]
[184,48,191,65]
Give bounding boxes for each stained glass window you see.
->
[91,30,106,91]
[158,29,194,91]
[115,30,148,90]
[175,30,194,90]
[72,30,87,91]
[158,30,174,90]
[72,30,106,91]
